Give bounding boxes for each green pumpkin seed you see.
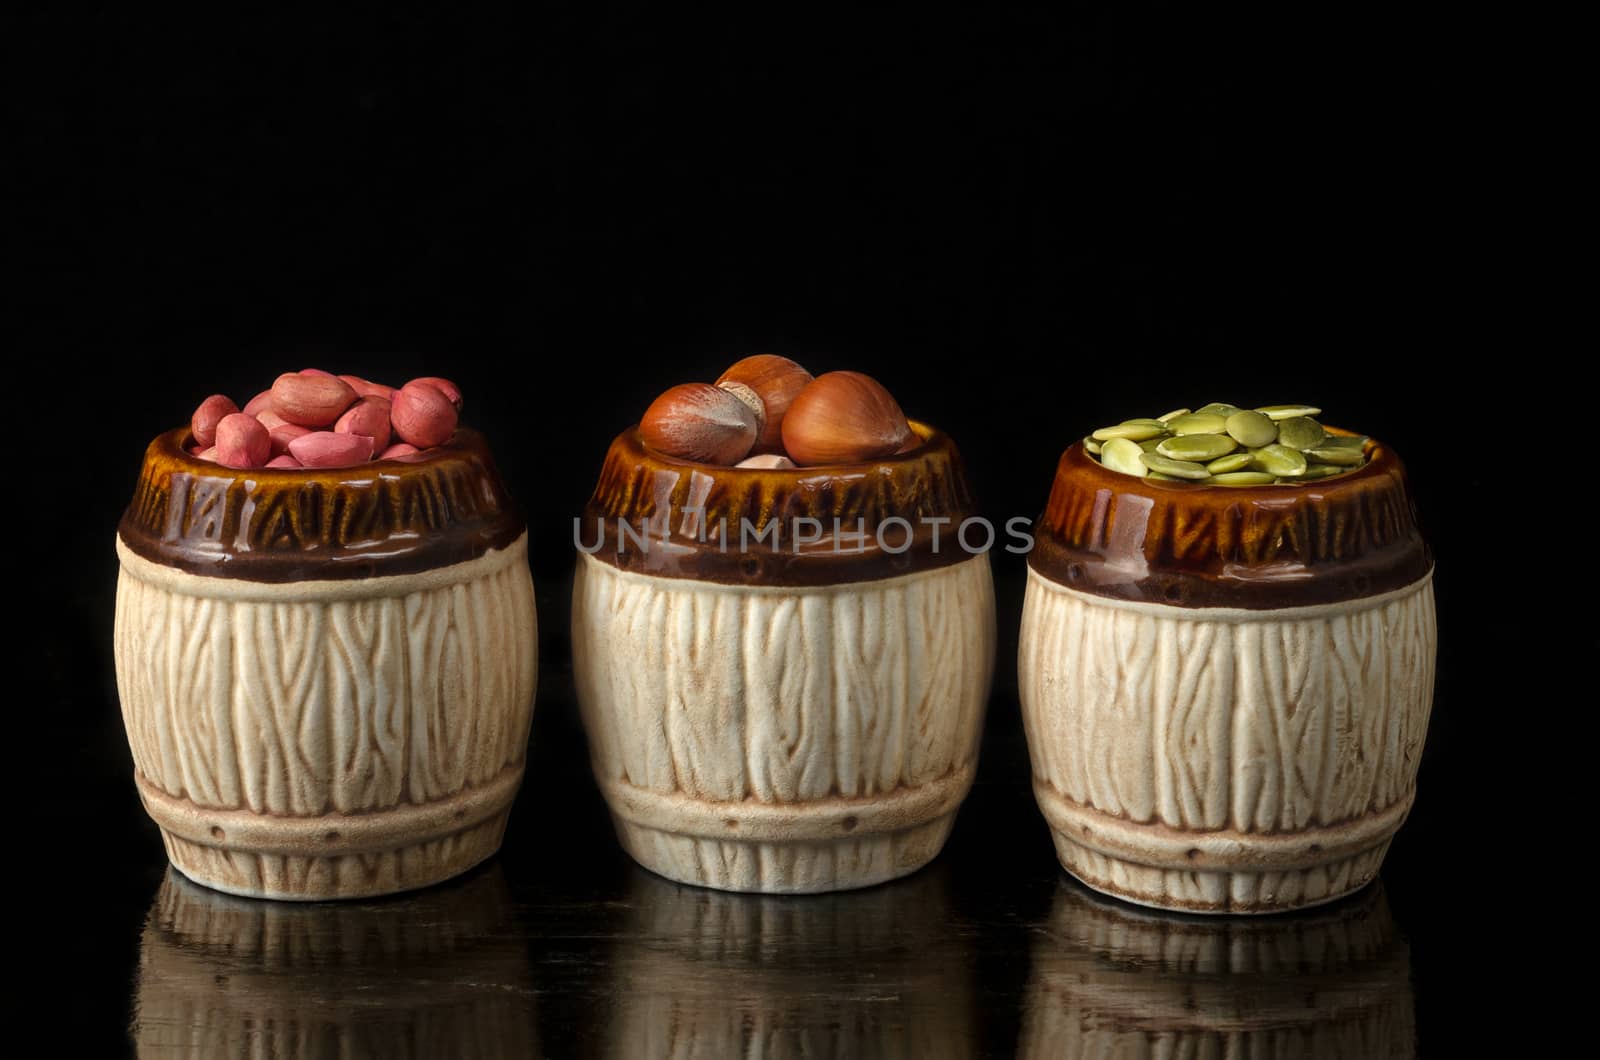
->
[1255,404,1322,420]
[1305,445,1365,466]
[1205,451,1254,473]
[1092,421,1167,442]
[1140,452,1212,479]
[1157,434,1237,461]
[1252,443,1308,477]
[1224,409,1277,448]
[1099,437,1147,476]
[1084,402,1370,482]
[1276,416,1326,450]
[1166,413,1228,436]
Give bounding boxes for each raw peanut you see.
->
[271,371,358,427]
[408,376,462,411]
[300,367,335,377]
[265,454,303,469]
[378,442,422,461]
[255,408,289,430]
[215,413,271,468]
[190,394,239,448]
[242,390,274,417]
[268,422,311,456]
[335,396,393,451]
[392,381,459,447]
[195,446,218,462]
[287,431,375,468]
[339,374,397,401]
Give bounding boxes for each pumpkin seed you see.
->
[1305,445,1365,466]
[1083,401,1370,484]
[1140,452,1212,479]
[1205,452,1254,473]
[1255,404,1322,420]
[1224,409,1278,448]
[1099,437,1147,476]
[1092,421,1168,442]
[1252,443,1308,477]
[1276,416,1325,450]
[1158,434,1238,461]
[1166,413,1228,436]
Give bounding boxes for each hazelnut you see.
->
[715,355,814,452]
[780,371,912,465]
[639,382,759,464]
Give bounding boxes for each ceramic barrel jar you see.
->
[572,422,996,894]
[1018,435,1435,913]
[114,428,538,900]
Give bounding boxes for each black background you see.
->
[15,7,1527,1055]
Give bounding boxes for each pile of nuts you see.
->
[188,371,462,469]
[1085,403,1371,484]
[638,355,917,468]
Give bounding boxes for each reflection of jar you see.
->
[1019,436,1436,912]
[604,866,976,1059]
[131,866,536,1057]
[1020,879,1414,1058]
[573,423,995,893]
[114,429,538,900]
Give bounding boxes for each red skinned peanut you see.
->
[408,376,462,410]
[392,381,459,447]
[268,422,311,456]
[288,431,375,468]
[379,442,421,460]
[215,413,271,468]
[339,374,397,401]
[271,371,357,427]
[335,396,393,451]
[190,394,239,448]
[242,390,274,417]
[265,454,302,469]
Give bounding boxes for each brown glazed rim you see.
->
[578,419,982,586]
[117,426,524,582]
[1028,427,1432,608]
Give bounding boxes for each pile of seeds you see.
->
[1084,403,1370,485]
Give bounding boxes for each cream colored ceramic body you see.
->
[114,533,538,900]
[1018,568,1436,913]
[573,552,996,894]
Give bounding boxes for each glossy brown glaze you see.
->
[118,427,524,582]
[1030,431,1430,608]
[578,421,980,585]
